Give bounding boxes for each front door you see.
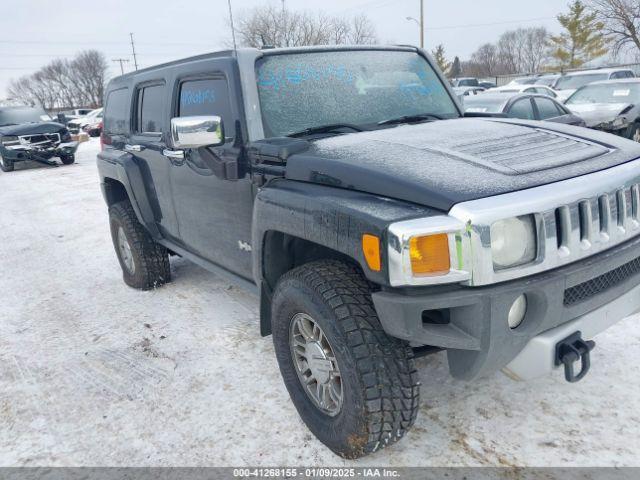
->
[168,73,254,280]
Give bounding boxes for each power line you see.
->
[0,39,215,46]
[426,16,557,31]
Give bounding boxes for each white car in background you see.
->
[66,108,103,135]
[554,68,636,102]
[488,84,558,98]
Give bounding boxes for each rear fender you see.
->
[97,150,161,239]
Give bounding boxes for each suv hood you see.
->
[285,118,640,211]
[566,103,632,128]
[0,121,66,136]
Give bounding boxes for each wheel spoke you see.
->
[290,313,343,416]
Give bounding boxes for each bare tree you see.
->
[496,27,551,74]
[235,5,378,48]
[521,27,551,73]
[471,43,499,76]
[7,50,108,109]
[588,0,640,54]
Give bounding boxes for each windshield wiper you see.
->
[287,123,364,138]
[377,113,443,126]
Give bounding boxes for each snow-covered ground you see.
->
[1,139,639,467]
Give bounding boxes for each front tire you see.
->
[271,260,420,459]
[60,154,75,165]
[108,200,171,290]
[0,153,14,172]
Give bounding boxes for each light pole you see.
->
[406,0,424,49]
[420,0,424,49]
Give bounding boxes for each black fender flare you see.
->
[98,151,161,240]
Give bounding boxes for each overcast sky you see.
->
[0,0,568,100]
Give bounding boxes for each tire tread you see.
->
[109,200,170,290]
[280,260,420,457]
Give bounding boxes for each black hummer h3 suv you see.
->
[97,46,640,458]
[0,106,78,172]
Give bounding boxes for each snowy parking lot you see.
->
[1,138,640,467]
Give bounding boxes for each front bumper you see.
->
[372,232,640,381]
[4,141,79,161]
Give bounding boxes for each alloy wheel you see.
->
[117,226,135,274]
[289,312,343,416]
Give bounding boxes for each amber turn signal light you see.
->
[362,234,381,272]
[409,234,450,275]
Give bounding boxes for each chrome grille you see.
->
[18,132,60,146]
[549,185,640,261]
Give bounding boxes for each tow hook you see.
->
[554,331,596,383]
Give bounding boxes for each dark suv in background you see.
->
[97,46,640,458]
[0,106,78,172]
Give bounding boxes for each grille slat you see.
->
[564,256,640,306]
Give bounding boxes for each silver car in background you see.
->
[464,92,585,126]
[565,79,640,141]
[554,68,636,102]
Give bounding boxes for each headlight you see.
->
[1,135,19,146]
[490,215,537,269]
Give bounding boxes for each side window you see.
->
[136,84,164,134]
[624,71,635,78]
[508,98,535,120]
[104,88,129,135]
[178,77,234,139]
[536,97,564,120]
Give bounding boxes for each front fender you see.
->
[252,179,442,287]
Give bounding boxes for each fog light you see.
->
[508,294,527,329]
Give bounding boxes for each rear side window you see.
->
[178,78,234,136]
[136,84,164,134]
[508,98,535,120]
[536,97,564,120]
[104,88,129,135]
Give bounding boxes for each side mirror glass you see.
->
[170,116,224,149]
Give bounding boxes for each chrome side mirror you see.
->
[170,116,224,149]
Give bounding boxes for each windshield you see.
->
[256,50,459,137]
[566,83,640,105]
[537,76,558,87]
[463,96,508,113]
[86,109,103,119]
[512,78,537,85]
[0,107,50,126]
[555,73,609,90]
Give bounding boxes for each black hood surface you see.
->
[285,118,640,211]
[0,121,66,136]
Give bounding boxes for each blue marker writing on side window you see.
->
[181,89,216,106]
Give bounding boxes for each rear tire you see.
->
[0,153,14,172]
[108,200,171,290]
[60,154,75,165]
[271,260,420,459]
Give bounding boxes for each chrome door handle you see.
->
[125,144,144,152]
[163,149,185,160]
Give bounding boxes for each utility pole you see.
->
[227,0,237,51]
[112,58,129,75]
[129,32,139,70]
[420,0,424,49]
